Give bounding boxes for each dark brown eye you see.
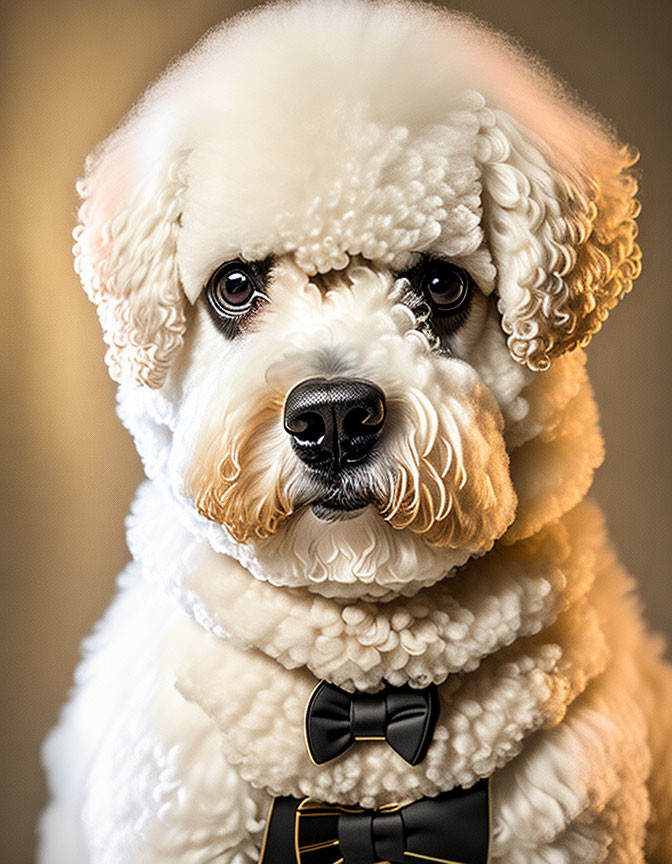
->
[422,261,472,313]
[206,261,262,316]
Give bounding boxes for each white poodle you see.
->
[39,1,672,862]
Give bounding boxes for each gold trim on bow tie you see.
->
[258,797,276,864]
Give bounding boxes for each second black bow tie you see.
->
[305,680,440,766]
[258,779,491,864]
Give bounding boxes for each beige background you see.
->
[1,0,670,861]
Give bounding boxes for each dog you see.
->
[38,1,672,861]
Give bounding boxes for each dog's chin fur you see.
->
[251,505,467,600]
[39,2,672,863]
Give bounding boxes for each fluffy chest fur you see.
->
[105,472,652,862]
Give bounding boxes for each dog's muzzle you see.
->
[284,377,386,473]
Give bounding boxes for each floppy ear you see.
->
[478,107,641,371]
[73,118,189,388]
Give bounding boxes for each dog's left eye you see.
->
[396,257,476,349]
[206,261,265,316]
[420,260,473,314]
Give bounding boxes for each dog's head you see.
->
[76,0,640,600]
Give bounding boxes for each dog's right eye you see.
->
[206,261,264,316]
[204,259,270,337]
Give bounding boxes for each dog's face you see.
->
[76,0,640,601]
[173,255,517,599]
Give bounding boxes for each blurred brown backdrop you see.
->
[1,0,670,861]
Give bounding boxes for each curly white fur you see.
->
[39,2,672,863]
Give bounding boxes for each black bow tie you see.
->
[258,780,490,864]
[305,680,440,766]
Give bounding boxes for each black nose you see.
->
[284,377,386,471]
